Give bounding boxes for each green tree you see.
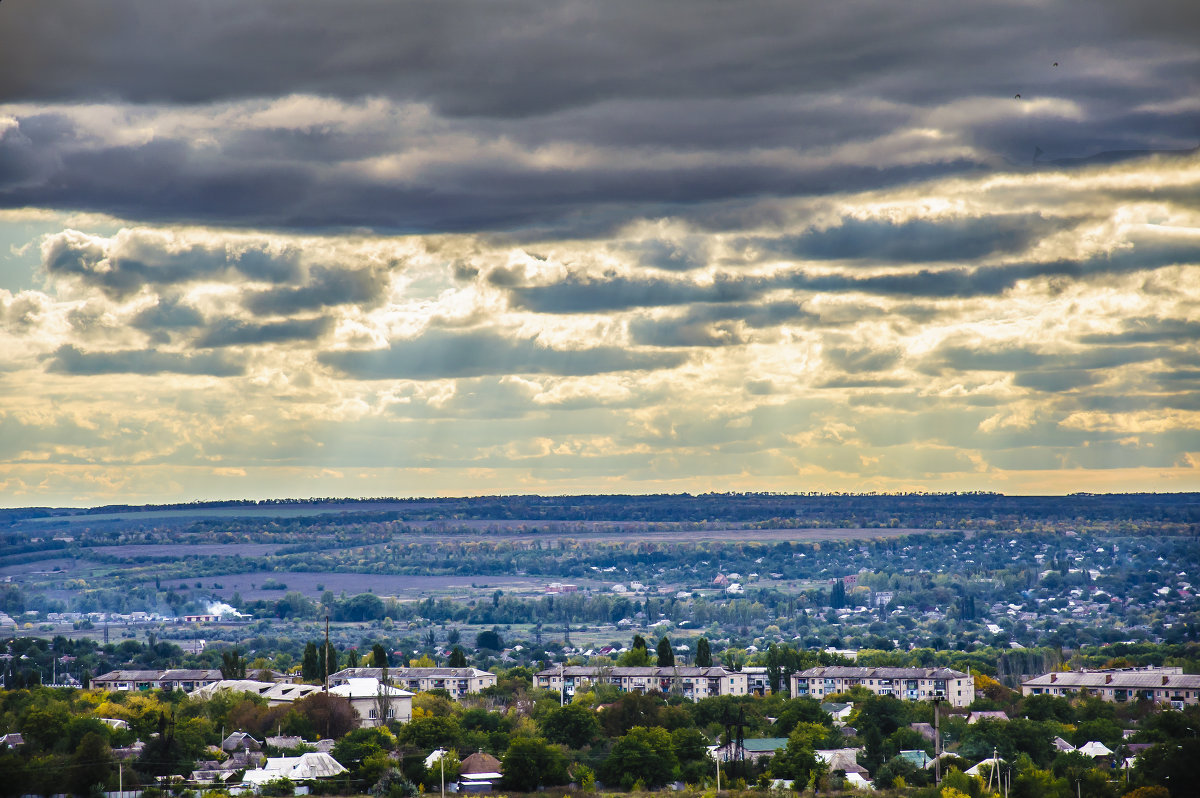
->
[540,703,601,749]
[448,646,468,668]
[476,629,504,652]
[619,634,653,666]
[696,637,712,668]
[600,692,664,737]
[221,648,248,679]
[69,731,116,795]
[302,642,320,682]
[656,637,675,667]
[601,726,677,790]
[501,736,568,792]
[319,640,339,681]
[399,716,462,750]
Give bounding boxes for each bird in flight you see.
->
[1014,94,1022,99]
[1052,62,1059,67]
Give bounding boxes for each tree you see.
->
[601,726,677,790]
[292,692,358,740]
[696,637,712,668]
[656,637,675,667]
[540,703,601,749]
[448,646,468,667]
[619,635,654,666]
[69,731,115,795]
[221,648,248,679]
[371,643,389,667]
[302,642,320,683]
[476,629,504,652]
[768,729,819,785]
[320,640,339,681]
[399,716,462,750]
[1133,738,1200,795]
[601,692,664,737]
[502,737,568,792]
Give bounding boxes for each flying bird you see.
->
[1052,62,1059,67]
[1014,93,1021,99]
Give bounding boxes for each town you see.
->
[2,494,1198,797]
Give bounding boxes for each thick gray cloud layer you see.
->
[1,1,1197,235]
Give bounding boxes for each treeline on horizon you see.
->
[7,491,1200,527]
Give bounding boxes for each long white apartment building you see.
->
[1021,667,1200,709]
[328,666,496,699]
[535,665,749,700]
[791,666,975,707]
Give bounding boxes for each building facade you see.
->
[790,666,974,707]
[1021,667,1200,709]
[329,667,496,699]
[535,665,749,700]
[329,677,414,727]
[92,669,223,692]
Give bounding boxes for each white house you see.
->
[329,678,414,727]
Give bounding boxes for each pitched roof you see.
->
[1078,741,1113,757]
[536,665,738,678]
[1022,670,1200,690]
[329,677,414,700]
[815,749,868,775]
[798,666,968,680]
[242,753,347,784]
[460,752,503,775]
[330,666,494,680]
[722,738,790,754]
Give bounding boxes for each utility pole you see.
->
[559,661,565,707]
[441,751,445,798]
[933,697,942,785]
[324,615,330,692]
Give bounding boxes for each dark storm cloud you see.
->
[194,317,333,348]
[1076,316,1200,345]
[509,273,768,313]
[243,267,390,315]
[41,229,301,298]
[45,344,245,377]
[509,233,1200,313]
[0,110,984,234]
[822,345,904,373]
[2,1,1195,116]
[130,297,205,333]
[627,301,816,347]
[318,328,688,380]
[779,214,1058,263]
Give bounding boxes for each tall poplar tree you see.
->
[656,637,675,667]
[695,637,712,667]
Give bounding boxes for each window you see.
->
[368,708,378,719]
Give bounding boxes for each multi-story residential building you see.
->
[328,667,496,699]
[535,665,749,700]
[1021,667,1200,709]
[92,669,223,692]
[790,666,974,707]
[742,666,772,696]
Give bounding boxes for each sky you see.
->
[1,0,1199,507]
